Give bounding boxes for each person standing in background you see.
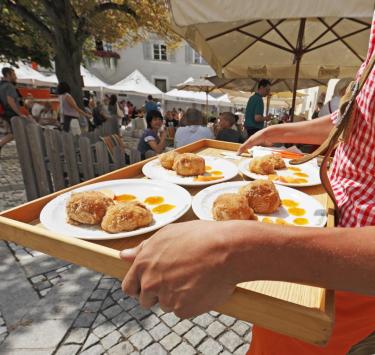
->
[244,79,272,137]
[57,82,91,134]
[145,95,158,113]
[319,78,352,117]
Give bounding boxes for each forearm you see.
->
[226,221,375,295]
[262,115,332,145]
[7,97,22,116]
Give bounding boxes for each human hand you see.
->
[237,128,272,155]
[120,220,239,318]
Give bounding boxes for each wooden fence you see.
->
[10,116,142,201]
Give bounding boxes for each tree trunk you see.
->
[54,42,83,108]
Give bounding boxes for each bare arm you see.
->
[228,222,375,295]
[121,220,375,317]
[254,114,270,122]
[65,94,90,118]
[147,132,166,154]
[6,96,25,117]
[238,115,333,154]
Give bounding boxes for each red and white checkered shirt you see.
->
[330,14,375,227]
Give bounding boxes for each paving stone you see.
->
[30,275,46,283]
[142,342,167,355]
[80,343,105,355]
[34,280,52,291]
[170,341,197,355]
[101,296,115,310]
[112,289,125,301]
[198,337,223,354]
[92,313,107,328]
[108,341,134,355]
[93,321,117,338]
[55,344,81,355]
[160,332,182,351]
[83,301,102,313]
[172,319,194,336]
[244,330,252,343]
[218,314,236,326]
[161,312,180,327]
[111,311,132,328]
[207,321,226,339]
[232,320,251,336]
[74,312,97,328]
[90,289,108,300]
[149,322,171,341]
[100,330,122,350]
[103,305,123,319]
[193,313,215,327]
[209,311,220,317]
[0,326,7,336]
[0,317,5,326]
[64,327,89,344]
[119,297,138,311]
[129,329,153,350]
[184,326,206,347]
[220,351,233,355]
[14,249,31,260]
[40,288,51,297]
[0,333,8,344]
[20,254,69,278]
[150,304,164,316]
[119,319,142,338]
[129,305,152,320]
[98,278,115,290]
[234,343,250,354]
[219,330,243,352]
[81,333,100,351]
[140,314,160,330]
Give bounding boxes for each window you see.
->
[153,43,168,61]
[193,50,207,65]
[154,78,167,93]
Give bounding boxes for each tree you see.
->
[2,0,179,105]
[0,6,51,67]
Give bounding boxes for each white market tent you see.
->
[165,88,217,105]
[106,69,163,98]
[0,62,53,86]
[39,66,110,91]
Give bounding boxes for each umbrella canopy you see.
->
[177,77,216,92]
[106,69,163,97]
[169,0,372,116]
[208,76,329,93]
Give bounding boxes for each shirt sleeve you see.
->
[4,84,18,102]
[144,135,156,143]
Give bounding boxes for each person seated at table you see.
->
[137,110,166,159]
[216,112,245,143]
[38,102,60,129]
[174,108,214,148]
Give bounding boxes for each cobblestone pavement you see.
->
[0,142,252,354]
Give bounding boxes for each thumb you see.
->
[119,240,145,262]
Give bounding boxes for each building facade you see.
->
[88,40,215,92]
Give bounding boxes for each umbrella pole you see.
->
[290,58,300,121]
[291,19,306,122]
[206,91,208,122]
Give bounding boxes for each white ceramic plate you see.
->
[238,158,321,187]
[142,155,238,186]
[192,181,327,227]
[40,179,192,240]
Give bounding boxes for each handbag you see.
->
[290,54,375,223]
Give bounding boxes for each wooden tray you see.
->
[0,139,335,346]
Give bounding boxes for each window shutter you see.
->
[143,42,152,60]
[185,45,193,64]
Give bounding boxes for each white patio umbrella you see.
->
[208,76,329,93]
[106,69,163,98]
[169,0,372,117]
[176,77,217,116]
